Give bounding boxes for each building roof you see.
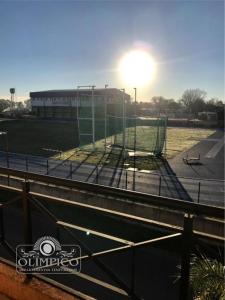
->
[30,88,130,99]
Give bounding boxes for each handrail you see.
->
[0,166,224,219]
[0,150,224,182]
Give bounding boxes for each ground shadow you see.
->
[156,158,193,201]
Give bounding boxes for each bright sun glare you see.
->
[119,50,156,86]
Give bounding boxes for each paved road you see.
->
[0,146,224,207]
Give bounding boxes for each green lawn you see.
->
[0,119,215,170]
[166,127,215,159]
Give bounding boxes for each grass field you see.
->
[166,127,215,159]
[0,119,215,170]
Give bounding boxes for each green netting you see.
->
[78,96,166,155]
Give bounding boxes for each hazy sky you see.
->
[0,0,224,101]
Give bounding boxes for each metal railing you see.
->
[0,151,224,207]
[0,167,224,299]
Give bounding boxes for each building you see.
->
[30,88,130,120]
[198,111,218,121]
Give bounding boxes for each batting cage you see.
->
[77,91,167,156]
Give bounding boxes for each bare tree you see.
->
[181,89,207,114]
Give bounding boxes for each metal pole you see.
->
[122,89,125,151]
[0,206,4,243]
[125,170,128,189]
[96,166,99,184]
[92,86,95,151]
[22,182,32,246]
[158,175,162,196]
[25,156,28,172]
[197,182,201,204]
[179,214,194,300]
[131,248,136,294]
[70,161,73,179]
[46,159,49,175]
[133,88,137,191]
[76,88,80,146]
[5,133,9,185]
[104,85,108,152]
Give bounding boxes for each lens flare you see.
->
[119,50,156,86]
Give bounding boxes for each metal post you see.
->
[104,85,108,151]
[96,166,99,184]
[131,248,136,294]
[76,88,80,145]
[70,162,73,179]
[133,88,137,191]
[122,89,126,152]
[197,182,201,204]
[179,214,194,300]
[164,117,168,157]
[22,182,32,246]
[158,175,162,196]
[0,205,4,243]
[92,86,95,151]
[46,159,49,175]
[25,156,28,172]
[125,170,128,189]
[5,133,9,186]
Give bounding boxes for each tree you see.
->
[24,99,31,110]
[15,101,24,110]
[205,98,224,112]
[0,99,10,112]
[181,89,207,114]
[167,99,182,111]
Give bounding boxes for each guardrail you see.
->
[0,166,223,220]
[0,170,223,300]
[0,151,223,207]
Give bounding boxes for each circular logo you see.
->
[33,236,61,256]
[39,240,56,256]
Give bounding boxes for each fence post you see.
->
[25,156,28,172]
[46,159,49,175]
[6,152,9,186]
[158,175,162,196]
[96,166,99,184]
[197,182,201,204]
[179,214,194,300]
[0,205,4,243]
[22,182,32,246]
[131,247,136,294]
[70,162,72,179]
[125,170,128,189]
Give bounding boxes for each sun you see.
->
[119,50,156,86]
